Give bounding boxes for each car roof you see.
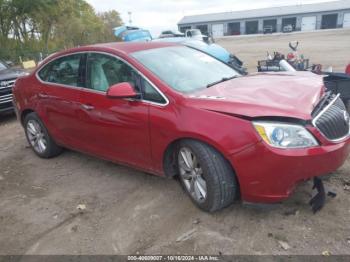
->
[70,41,179,55]
[38,42,180,69]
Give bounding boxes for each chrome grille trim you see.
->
[312,94,350,142]
[312,94,340,126]
[0,79,16,90]
[0,94,13,104]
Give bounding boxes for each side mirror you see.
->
[106,82,139,99]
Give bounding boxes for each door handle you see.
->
[38,93,49,98]
[81,104,95,111]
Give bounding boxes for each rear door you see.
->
[36,53,87,148]
[78,52,154,170]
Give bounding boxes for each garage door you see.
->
[344,13,350,28]
[212,24,224,37]
[301,16,316,31]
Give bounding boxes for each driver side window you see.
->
[86,53,139,92]
[86,52,167,105]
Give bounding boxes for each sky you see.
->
[86,0,336,36]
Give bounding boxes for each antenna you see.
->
[128,11,132,25]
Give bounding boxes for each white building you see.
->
[178,0,350,36]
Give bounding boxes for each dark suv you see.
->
[0,60,28,113]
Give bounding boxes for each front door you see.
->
[78,52,152,170]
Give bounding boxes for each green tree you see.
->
[0,0,123,62]
[98,10,123,42]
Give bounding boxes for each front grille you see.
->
[0,79,16,90]
[0,78,16,105]
[0,93,12,104]
[312,94,349,141]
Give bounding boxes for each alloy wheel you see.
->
[178,147,207,203]
[26,119,47,154]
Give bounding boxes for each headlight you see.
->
[253,121,318,149]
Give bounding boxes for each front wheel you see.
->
[177,140,238,212]
[24,112,63,158]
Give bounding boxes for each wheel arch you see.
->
[162,137,241,197]
[163,137,236,175]
[20,108,35,126]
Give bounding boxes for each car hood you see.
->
[187,72,325,120]
[0,68,27,80]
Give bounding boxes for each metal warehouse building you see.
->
[178,0,350,37]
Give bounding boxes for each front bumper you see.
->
[230,138,350,203]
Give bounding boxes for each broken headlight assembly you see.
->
[253,121,319,149]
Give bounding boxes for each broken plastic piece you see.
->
[309,177,326,214]
[76,204,86,211]
[327,191,337,198]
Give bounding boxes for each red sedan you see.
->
[13,42,350,212]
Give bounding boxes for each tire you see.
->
[24,112,63,158]
[345,99,350,113]
[177,139,238,212]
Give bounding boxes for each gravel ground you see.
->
[1,29,350,255]
[216,28,350,73]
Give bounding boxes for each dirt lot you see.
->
[217,28,350,73]
[1,29,350,255]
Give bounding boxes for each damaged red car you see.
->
[13,42,350,212]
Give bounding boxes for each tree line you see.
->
[0,0,123,62]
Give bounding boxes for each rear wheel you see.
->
[177,139,238,212]
[24,112,63,158]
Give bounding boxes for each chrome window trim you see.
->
[312,93,349,143]
[35,50,169,107]
[35,52,86,91]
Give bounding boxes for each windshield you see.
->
[131,46,240,93]
[0,61,7,71]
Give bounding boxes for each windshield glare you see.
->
[131,46,239,93]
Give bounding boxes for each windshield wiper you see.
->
[206,75,238,88]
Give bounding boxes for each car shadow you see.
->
[0,111,16,125]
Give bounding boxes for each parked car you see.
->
[154,38,247,75]
[13,42,350,212]
[113,26,152,42]
[283,24,293,33]
[185,29,209,42]
[0,59,28,113]
[346,63,350,75]
[263,26,273,34]
[159,30,184,38]
[114,26,247,74]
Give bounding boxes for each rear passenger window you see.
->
[38,54,84,87]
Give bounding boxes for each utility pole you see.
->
[128,11,132,25]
